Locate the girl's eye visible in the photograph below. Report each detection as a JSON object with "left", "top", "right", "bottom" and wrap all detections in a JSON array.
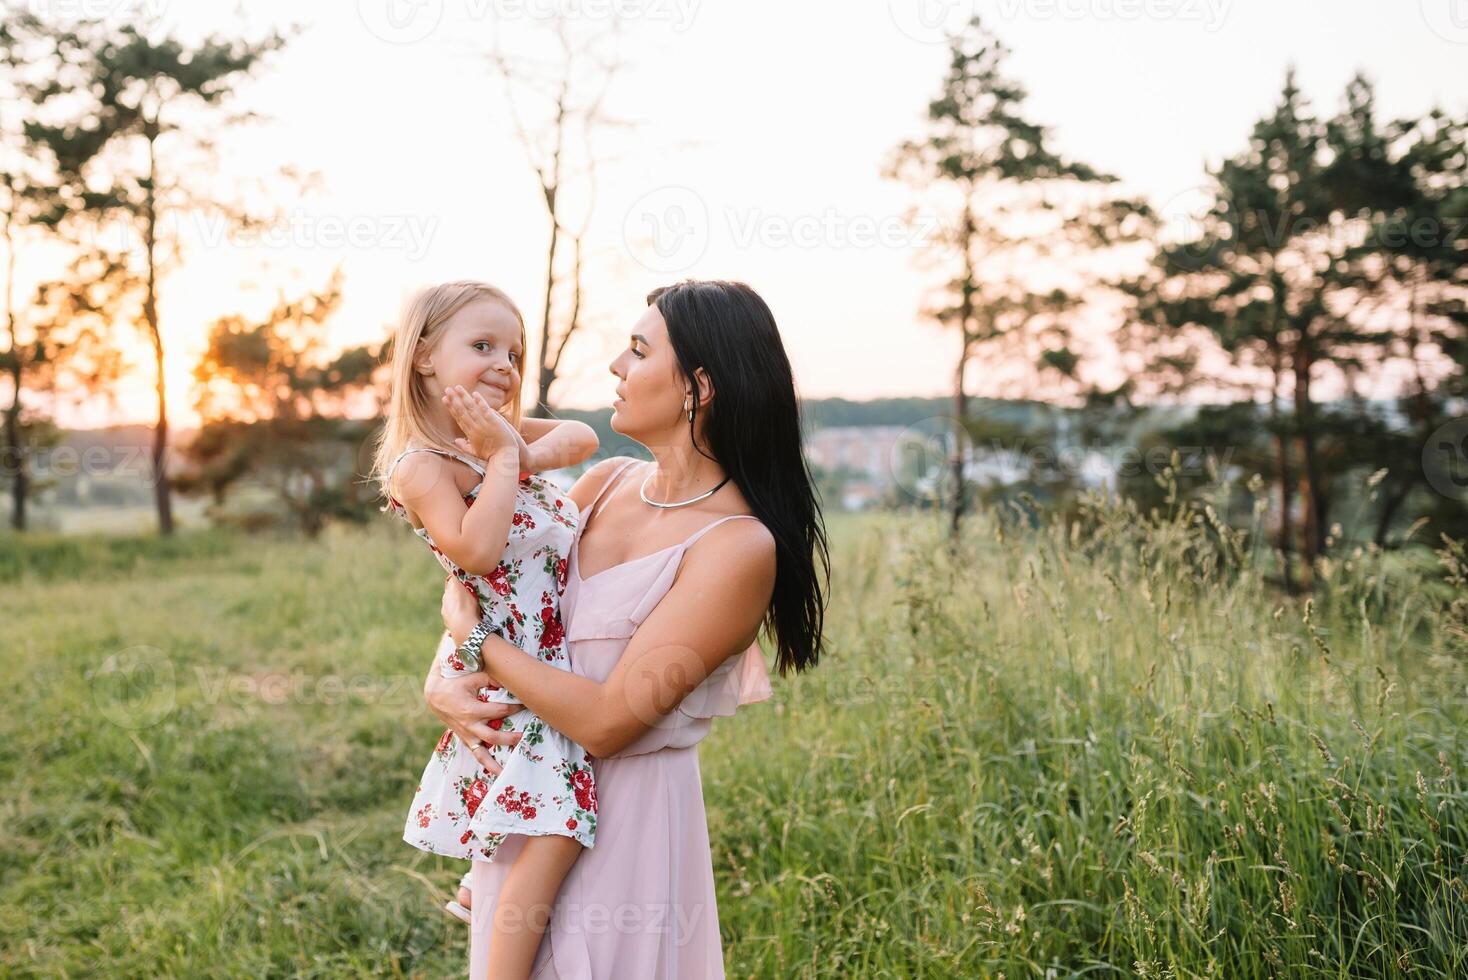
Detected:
[{"left": 473, "top": 341, "right": 491, "bottom": 353}]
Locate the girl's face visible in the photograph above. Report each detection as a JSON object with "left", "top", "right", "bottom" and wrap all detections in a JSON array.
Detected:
[
  {"left": 608, "top": 304, "right": 706, "bottom": 440},
  {"left": 416, "top": 298, "right": 522, "bottom": 411}
]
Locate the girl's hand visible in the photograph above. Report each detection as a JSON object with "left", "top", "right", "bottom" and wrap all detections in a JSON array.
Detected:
[
  {"left": 444, "top": 386, "right": 530, "bottom": 470},
  {"left": 440, "top": 575, "right": 507, "bottom": 686},
  {"left": 441, "top": 573, "right": 483, "bottom": 643},
  {"left": 458, "top": 434, "right": 533, "bottom": 477}
]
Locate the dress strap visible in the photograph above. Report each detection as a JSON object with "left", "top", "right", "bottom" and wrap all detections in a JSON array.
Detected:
[
  {"left": 682, "top": 514, "right": 762, "bottom": 550},
  {"left": 584, "top": 457, "right": 642, "bottom": 525},
  {"left": 387, "top": 444, "right": 487, "bottom": 484}
]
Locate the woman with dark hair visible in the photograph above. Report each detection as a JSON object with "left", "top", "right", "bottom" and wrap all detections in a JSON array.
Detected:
[{"left": 426, "top": 279, "right": 829, "bottom": 978}]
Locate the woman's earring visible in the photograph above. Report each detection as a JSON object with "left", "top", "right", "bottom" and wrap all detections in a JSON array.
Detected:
[{"left": 685, "top": 399, "right": 693, "bottom": 422}]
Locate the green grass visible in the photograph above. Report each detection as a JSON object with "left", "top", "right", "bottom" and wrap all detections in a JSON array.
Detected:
[{"left": 1, "top": 489, "right": 1465, "bottom": 977}]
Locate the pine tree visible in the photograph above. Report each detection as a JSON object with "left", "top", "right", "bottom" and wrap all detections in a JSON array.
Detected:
[
  {"left": 887, "top": 15, "right": 1143, "bottom": 537},
  {"left": 18, "top": 16, "right": 290, "bottom": 534}
]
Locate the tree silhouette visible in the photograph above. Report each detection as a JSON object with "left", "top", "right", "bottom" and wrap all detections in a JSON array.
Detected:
[
  {"left": 887, "top": 15, "right": 1143, "bottom": 538},
  {"left": 18, "top": 16, "right": 290, "bottom": 535},
  {"left": 487, "top": 15, "right": 625, "bottom": 418},
  {"left": 180, "top": 270, "right": 385, "bottom": 536},
  {"left": 1333, "top": 100, "right": 1468, "bottom": 546},
  {"left": 1, "top": 12, "right": 126, "bottom": 530},
  {"left": 1124, "top": 70, "right": 1467, "bottom": 589}
]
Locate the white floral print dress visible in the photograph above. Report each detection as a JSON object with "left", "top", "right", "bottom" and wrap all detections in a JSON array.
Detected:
[{"left": 385, "top": 444, "right": 597, "bottom": 862}]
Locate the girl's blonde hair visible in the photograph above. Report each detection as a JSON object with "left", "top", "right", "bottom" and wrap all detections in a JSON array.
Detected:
[{"left": 372, "top": 280, "right": 527, "bottom": 498}]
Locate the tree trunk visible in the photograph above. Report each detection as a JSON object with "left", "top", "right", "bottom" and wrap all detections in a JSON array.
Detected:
[
  {"left": 1371, "top": 274, "right": 1436, "bottom": 552},
  {"left": 1314, "top": 477, "right": 1331, "bottom": 554},
  {"left": 145, "top": 128, "right": 174, "bottom": 535},
  {"left": 1292, "top": 339, "right": 1319, "bottom": 588},
  {"left": 3, "top": 199, "right": 25, "bottom": 532},
  {"left": 949, "top": 201, "right": 977, "bottom": 541},
  {"left": 3, "top": 357, "right": 22, "bottom": 533},
  {"left": 1374, "top": 483, "right": 1409, "bottom": 548},
  {"left": 149, "top": 321, "right": 172, "bottom": 534},
  {"left": 534, "top": 367, "right": 556, "bottom": 419},
  {"left": 950, "top": 341, "right": 969, "bottom": 540},
  {"left": 534, "top": 195, "right": 559, "bottom": 420},
  {"left": 1267, "top": 338, "right": 1295, "bottom": 594},
  {"left": 538, "top": 233, "right": 586, "bottom": 419},
  {"left": 532, "top": 90, "right": 564, "bottom": 423},
  {"left": 3, "top": 385, "right": 23, "bottom": 533}
]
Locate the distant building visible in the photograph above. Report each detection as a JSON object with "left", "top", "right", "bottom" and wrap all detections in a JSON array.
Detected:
[
  {"left": 840, "top": 480, "right": 884, "bottom": 511},
  {"left": 804, "top": 426, "right": 910, "bottom": 486},
  {"left": 804, "top": 422, "right": 1123, "bottom": 509}
]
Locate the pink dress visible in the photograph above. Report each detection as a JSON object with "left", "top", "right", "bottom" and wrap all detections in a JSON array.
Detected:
[{"left": 467, "top": 457, "right": 773, "bottom": 980}]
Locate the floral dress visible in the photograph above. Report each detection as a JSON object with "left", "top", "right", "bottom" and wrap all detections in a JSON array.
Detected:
[{"left": 384, "top": 444, "right": 597, "bottom": 863}]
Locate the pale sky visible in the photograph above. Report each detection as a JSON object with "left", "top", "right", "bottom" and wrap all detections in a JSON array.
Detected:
[{"left": 15, "top": 0, "right": 1467, "bottom": 427}]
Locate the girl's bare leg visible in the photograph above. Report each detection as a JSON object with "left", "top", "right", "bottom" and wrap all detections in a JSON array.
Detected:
[{"left": 471, "top": 836, "right": 582, "bottom": 980}]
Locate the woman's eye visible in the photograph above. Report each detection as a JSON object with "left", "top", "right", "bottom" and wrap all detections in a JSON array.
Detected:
[{"left": 631, "top": 346, "right": 645, "bottom": 359}]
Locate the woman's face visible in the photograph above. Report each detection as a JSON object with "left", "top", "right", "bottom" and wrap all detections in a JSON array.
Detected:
[
  {"left": 417, "top": 297, "right": 522, "bottom": 411},
  {"left": 608, "top": 304, "right": 698, "bottom": 440}
]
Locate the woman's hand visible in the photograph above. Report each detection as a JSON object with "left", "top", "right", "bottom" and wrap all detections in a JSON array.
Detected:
[
  {"left": 431, "top": 576, "right": 520, "bottom": 773},
  {"left": 423, "top": 654, "right": 523, "bottom": 775},
  {"left": 445, "top": 386, "right": 531, "bottom": 473}
]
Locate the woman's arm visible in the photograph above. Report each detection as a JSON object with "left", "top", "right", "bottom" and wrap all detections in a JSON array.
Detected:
[
  {"left": 516, "top": 417, "right": 599, "bottom": 472},
  {"left": 439, "top": 519, "right": 776, "bottom": 757}
]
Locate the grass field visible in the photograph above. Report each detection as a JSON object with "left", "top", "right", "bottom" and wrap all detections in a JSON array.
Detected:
[{"left": 1, "top": 487, "right": 1465, "bottom": 977}]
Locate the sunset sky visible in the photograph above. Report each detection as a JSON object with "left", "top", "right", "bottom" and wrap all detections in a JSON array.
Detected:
[{"left": 13, "top": 0, "right": 1467, "bottom": 429}]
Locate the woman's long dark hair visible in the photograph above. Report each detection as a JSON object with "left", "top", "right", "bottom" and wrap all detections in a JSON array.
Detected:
[{"left": 647, "top": 279, "right": 829, "bottom": 676}]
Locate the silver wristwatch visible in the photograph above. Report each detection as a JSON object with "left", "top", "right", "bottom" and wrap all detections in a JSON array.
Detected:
[{"left": 456, "top": 617, "right": 494, "bottom": 672}]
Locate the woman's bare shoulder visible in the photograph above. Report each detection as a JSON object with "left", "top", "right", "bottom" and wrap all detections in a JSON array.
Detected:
[
  {"left": 668, "top": 515, "right": 777, "bottom": 636},
  {"left": 687, "top": 513, "right": 777, "bottom": 580}
]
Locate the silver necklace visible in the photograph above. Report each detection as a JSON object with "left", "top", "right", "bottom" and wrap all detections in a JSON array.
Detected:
[{"left": 639, "top": 470, "right": 730, "bottom": 509}]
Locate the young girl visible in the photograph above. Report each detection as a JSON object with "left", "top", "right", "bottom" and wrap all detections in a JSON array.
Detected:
[{"left": 373, "top": 280, "right": 598, "bottom": 977}]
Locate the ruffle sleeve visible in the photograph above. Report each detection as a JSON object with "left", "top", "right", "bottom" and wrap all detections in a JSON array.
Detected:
[{"left": 676, "top": 641, "right": 773, "bottom": 720}]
